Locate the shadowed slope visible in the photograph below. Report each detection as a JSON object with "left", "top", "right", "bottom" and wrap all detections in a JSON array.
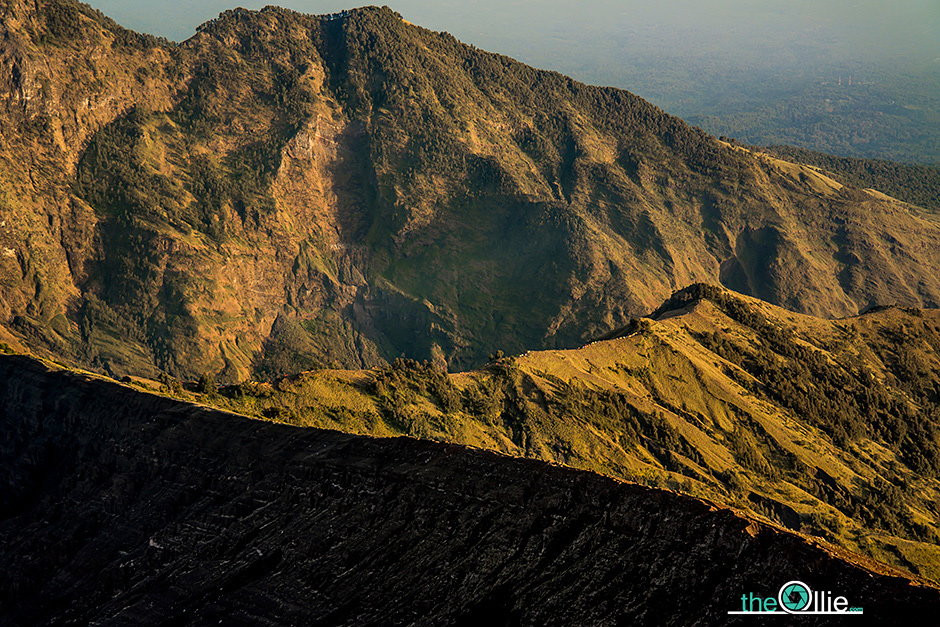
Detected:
[{"left": 1, "top": 354, "right": 938, "bottom": 625}]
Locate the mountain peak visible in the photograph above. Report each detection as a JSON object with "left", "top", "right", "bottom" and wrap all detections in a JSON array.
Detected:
[
  {"left": 194, "top": 4, "right": 402, "bottom": 35},
  {"left": 0, "top": 0, "right": 166, "bottom": 48},
  {"left": 651, "top": 283, "right": 738, "bottom": 317}
]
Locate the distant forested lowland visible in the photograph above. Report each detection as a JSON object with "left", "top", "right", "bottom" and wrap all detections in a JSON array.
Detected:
[{"left": 669, "top": 66, "right": 939, "bottom": 166}]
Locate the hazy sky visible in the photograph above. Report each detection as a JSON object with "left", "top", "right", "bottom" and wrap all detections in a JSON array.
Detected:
[
  {"left": 86, "top": 1, "right": 939, "bottom": 139},
  {"left": 89, "top": 1, "right": 940, "bottom": 66}
]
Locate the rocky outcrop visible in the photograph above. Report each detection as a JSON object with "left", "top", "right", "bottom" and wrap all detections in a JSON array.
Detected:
[{"left": 1, "top": 353, "right": 938, "bottom": 625}]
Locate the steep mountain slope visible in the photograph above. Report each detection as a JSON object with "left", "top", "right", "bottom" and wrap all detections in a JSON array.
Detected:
[
  {"left": 158, "top": 285, "right": 940, "bottom": 582},
  {"left": 1, "top": 1, "right": 940, "bottom": 382},
  {"left": 2, "top": 354, "right": 939, "bottom": 625},
  {"left": 756, "top": 145, "right": 940, "bottom": 212}
]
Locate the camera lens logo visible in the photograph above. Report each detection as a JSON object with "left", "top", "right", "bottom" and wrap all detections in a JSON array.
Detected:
[{"left": 779, "top": 581, "right": 812, "bottom": 613}]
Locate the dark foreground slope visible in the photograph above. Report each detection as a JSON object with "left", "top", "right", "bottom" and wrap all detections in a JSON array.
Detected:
[
  {"left": 1, "top": 355, "right": 938, "bottom": 625},
  {"left": 189, "top": 285, "right": 940, "bottom": 581}
]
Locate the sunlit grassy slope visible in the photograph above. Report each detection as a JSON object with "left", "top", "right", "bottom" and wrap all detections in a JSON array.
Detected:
[{"left": 103, "top": 284, "right": 936, "bottom": 583}]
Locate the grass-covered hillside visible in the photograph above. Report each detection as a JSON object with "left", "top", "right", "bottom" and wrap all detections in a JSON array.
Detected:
[
  {"left": 121, "top": 285, "right": 940, "bottom": 583},
  {"left": 5, "top": 352, "right": 939, "bottom": 623},
  {"left": 757, "top": 145, "right": 940, "bottom": 212}
]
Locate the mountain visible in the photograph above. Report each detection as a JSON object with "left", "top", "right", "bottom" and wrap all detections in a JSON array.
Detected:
[
  {"left": 132, "top": 285, "right": 939, "bottom": 582},
  {"left": 1, "top": 1, "right": 940, "bottom": 382},
  {"left": 2, "top": 353, "right": 939, "bottom": 624}
]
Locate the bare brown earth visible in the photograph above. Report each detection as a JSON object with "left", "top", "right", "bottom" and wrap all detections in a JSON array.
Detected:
[
  {"left": 2, "top": 353, "right": 939, "bottom": 625},
  {"left": 1, "top": 1, "right": 939, "bottom": 382}
]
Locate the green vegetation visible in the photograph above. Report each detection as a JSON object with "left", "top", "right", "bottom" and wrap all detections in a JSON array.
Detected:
[
  {"left": 682, "top": 67, "right": 940, "bottom": 165},
  {"left": 13, "top": 278, "right": 940, "bottom": 581},
  {"left": 676, "top": 284, "right": 940, "bottom": 476},
  {"left": 3, "top": 0, "right": 939, "bottom": 597},
  {"left": 196, "top": 371, "right": 217, "bottom": 395},
  {"left": 4, "top": 1, "right": 940, "bottom": 580},
  {"left": 38, "top": 0, "right": 167, "bottom": 48},
  {"left": 75, "top": 110, "right": 179, "bottom": 223}
]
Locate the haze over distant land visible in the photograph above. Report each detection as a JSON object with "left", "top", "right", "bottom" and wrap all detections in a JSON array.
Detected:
[
  {"left": 89, "top": 0, "right": 940, "bottom": 65},
  {"left": 89, "top": 0, "right": 940, "bottom": 163}
]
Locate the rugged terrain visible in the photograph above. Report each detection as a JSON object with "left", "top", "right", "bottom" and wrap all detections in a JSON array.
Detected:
[
  {"left": 151, "top": 285, "right": 940, "bottom": 582},
  {"left": 1, "top": 1, "right": 939, "bottom": 382},
  {"left": 2, "top": 2, "right": 938, "bottom": 623},
  {"left": 2, "top": 353, "right": 939, "bottom": 625}
]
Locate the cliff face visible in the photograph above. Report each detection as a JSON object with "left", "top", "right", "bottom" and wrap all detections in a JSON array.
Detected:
[
  {"left": 1, "top": 354, "right": 938, "bottom": 625},
  {"left": 0, "top": 0, "right": 177, "bottom": 317},
  {"left": 2, "top": 2, "right": 940, "bottom": 382}
]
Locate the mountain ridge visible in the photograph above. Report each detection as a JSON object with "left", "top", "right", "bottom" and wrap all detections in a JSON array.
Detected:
[
  {"left": 104, "top": 283, "right": 937, "bottom": 582},
  {"left": 755, "top": 144, "right": 940, "bottom": 212},
  {"left": 2, "top": 3, "right": 939, "bottom": 620},
  {"left": 1, "top": 1, "right": 939, "bottom": 383}
]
